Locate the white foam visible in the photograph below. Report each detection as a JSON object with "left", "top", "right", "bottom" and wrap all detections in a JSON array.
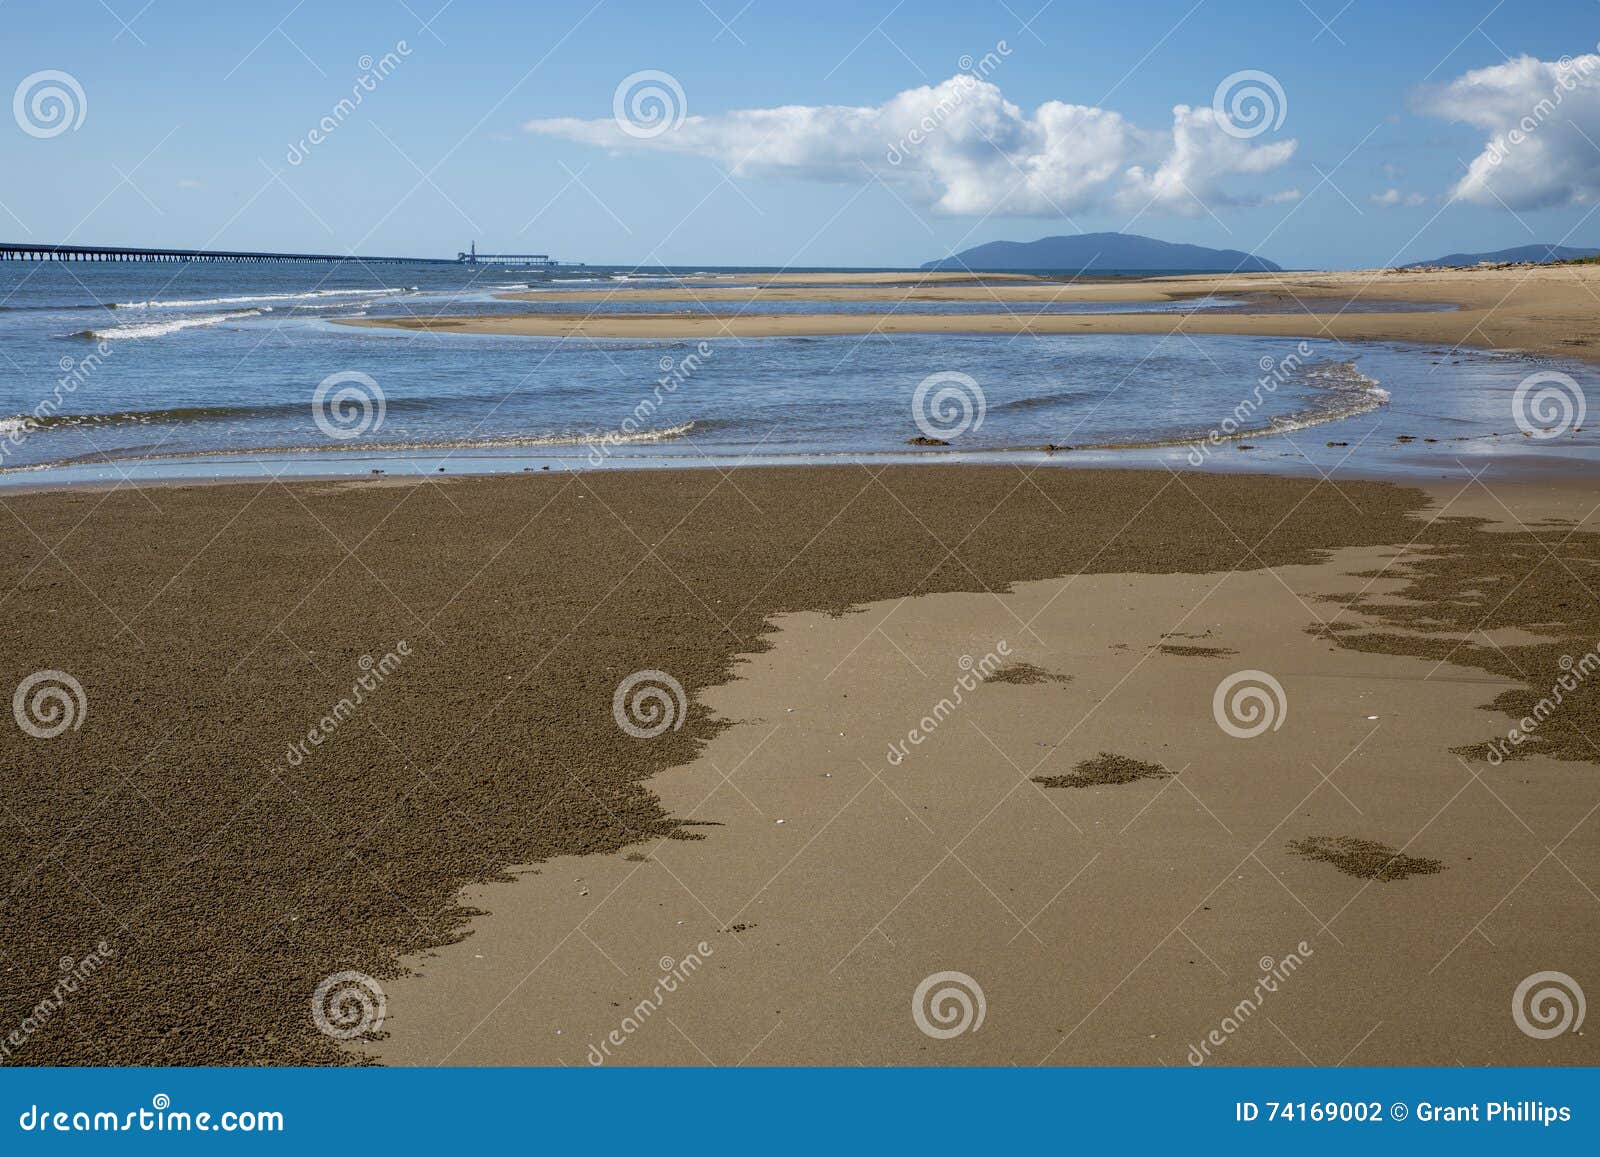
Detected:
[
  {"left": 86, "top": 309, "right": 265, "bottom": 340},
  {"left": 437, "top": 421, "right": 700, "bottom": 449},
  {"left": 113, "top": 288, "right": 406, "bottom": 310}
]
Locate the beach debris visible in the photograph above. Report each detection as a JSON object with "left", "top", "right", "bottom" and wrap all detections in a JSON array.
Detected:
[
  {"left": 906, "top": 435, "right": 949, "bottom": 446},
  {"left": 1033, "top": 751, "right": 1171, "bottom": 789},
  {"left": 1287, "top": 835, "right": 1443, "bottom": 881},
  {"left": 1156, "top": 643, "right": 1237, "bottom": 657},
  {"left": 984, "top": 662, "right": 1071, "bottom": 685}
]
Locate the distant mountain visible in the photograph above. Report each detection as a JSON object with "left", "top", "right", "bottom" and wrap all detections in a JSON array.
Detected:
[
  {"left": 920, "top": 232, "right": 1282, "bottom": 274},
  {"left": 1404, "top": 244, "right": 1600, "bottom": 267}
]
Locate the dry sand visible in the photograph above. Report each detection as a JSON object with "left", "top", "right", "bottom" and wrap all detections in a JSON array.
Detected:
[
  {"left": 350, "top": 264, "right": 1600, "bottom": 364},
  {"left": 6, "top": 466, "right": 1599, "bottom": 1066}
]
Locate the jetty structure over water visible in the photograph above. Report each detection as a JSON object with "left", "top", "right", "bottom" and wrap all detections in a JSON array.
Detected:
[{"left": 0, "top": 240, "right": 578, "bottom": 266}]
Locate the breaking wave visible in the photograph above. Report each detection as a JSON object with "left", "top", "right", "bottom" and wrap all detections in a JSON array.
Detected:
[
  {"left": 111, "top": 288, "right": 410, "bottom": 310},
  {"left": 73, "top": 310, "right": 266, "bottom": 340}
]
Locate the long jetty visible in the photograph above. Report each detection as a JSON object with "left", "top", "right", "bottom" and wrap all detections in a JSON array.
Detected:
[{"left": 0, "top": 242, "right": 456, "bottom": 264}]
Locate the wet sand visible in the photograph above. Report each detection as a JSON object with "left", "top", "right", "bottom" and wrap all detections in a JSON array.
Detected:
[
  {"left": 677, "top": 271, "right": 1047, "bottom": 286},
  {"left": 368, "top": 527, "right": 1600, "bottom": 1066},
  {"left": 4, "top": 466, "right": 1598, "bottom": 1065},
  {"left": 349, "top": 264, "right": 1600, "bottom": 364}
]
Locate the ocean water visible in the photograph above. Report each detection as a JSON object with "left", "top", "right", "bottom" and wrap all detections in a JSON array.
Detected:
[{"left": 0, "top": 261, "right": 1591, "bottom": 486}]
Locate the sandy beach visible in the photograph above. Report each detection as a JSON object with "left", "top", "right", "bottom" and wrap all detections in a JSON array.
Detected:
[
  {"left": 349, "top": 265, "right": 1600, "bottom": 364},
  {"left": 3, "top": 456, "right": 1599, "bottom": 1066}
]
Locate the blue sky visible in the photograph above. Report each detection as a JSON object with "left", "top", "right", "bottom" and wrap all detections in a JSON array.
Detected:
[{"left": 3, "top": 0, "right": 1599, "bottom": 268}]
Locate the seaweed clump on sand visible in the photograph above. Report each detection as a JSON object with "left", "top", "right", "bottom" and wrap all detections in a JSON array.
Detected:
[
  {"left": 1287, "top": 835, "right": 1444, "bottom": 882},
  {"left": 985, "top": 662, "right": 1072, "bottom": 685},
  {"left": 1156, "top": 644, "right": 1238, "bottom": 657},
  {"left": 1034, "top": 752, "right": 1171, "bottom": 788}
]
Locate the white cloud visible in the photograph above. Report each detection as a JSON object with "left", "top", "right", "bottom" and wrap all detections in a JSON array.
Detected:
[
  {"left": 524, "top": 74, "right": 1298, "bottom": 217},
  {"left": 1371, "top": 187, "right": 1426, "bottom": 207},
  {"left": 1419, "top": 53, "right": 1600, "bottom": 209}
]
